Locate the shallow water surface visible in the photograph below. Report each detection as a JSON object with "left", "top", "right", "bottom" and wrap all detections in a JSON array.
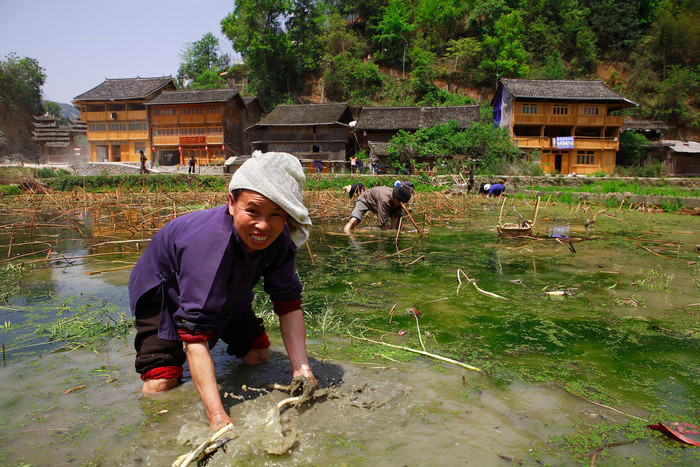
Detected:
[{"left": 0, "top": 192, "right": 698, "bottom": 465}]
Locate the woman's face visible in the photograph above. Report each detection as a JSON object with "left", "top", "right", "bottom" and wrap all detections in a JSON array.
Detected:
[{"left": 228, "top": 190, "right": 289, "bottom": 254}]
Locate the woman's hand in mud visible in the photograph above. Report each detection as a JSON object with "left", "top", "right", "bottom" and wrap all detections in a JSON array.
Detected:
[{"left": 290, "top": 371, "right": 318, "bottom": 405}]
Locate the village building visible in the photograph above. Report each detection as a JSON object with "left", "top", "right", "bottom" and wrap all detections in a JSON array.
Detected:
[
  {"left": 354, "top": 105, "right": 481, "bottom": 172},
  {"left": 492, "top": 78, "right": 637, "bottom": 175},
  {"left": 32, "top": 114, "right": 87, "bottom": 164},
  {"left": 144, "top": 88, "right": 250, "bottom": 166},
  {"left": 245, "top": 103, "right": 354, "bottom": 172},
  {"left": 646, "top": 140, "right": 700, "bottom": 176},
  {"left": 72, "top": 77, "right": 176, "bottom": 163}
]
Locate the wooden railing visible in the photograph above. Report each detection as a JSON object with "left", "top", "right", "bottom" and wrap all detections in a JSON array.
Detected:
[
  {"left": 82, "top": 110, "right": 147, "bottom": 122},
  {"left": 515, "top": 136, "right": 619, "bottom": 150}
]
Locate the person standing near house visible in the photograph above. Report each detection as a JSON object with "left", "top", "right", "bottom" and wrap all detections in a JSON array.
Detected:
[
  {"left": 371, "top": 155, "right": 378, "bottom": 175},
  {"left": 129, "top": 151, "right": 317, "bottom": 431},
  {"left": 343, "top": 185, "right": 412, "bottom": 233},
  {"left": 140, "top": 150, "right": 148, "bottom": 174},
  {"left": 188, "top": 154, "right": 197, "bottom": 174},
  {"left": 350, "top": 155, "right": 357, "bottom": 174}
]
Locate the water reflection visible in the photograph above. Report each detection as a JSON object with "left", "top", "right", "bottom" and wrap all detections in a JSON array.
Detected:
[{"left": 0, "top": 193, "right": 698, "bottom": 465}]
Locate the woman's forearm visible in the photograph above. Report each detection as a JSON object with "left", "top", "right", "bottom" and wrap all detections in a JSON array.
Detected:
[
  {"left": 184, "top": 341, "right": 231, "bottom": 429},
  {"left": 279, "top": 309, "right": 313, "bottom": 378}
]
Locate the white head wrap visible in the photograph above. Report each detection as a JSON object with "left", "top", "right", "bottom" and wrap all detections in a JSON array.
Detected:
[
  {"left": 484, "top": 184, "right": 491, "bottom": 191},
  {"left": 229, "top": 151, "right": 311, "bottom": 247}
]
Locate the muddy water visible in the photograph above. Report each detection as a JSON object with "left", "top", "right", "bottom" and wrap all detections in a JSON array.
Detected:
[{"left": 0, "top": 193, "right": 698, "bottom": 465}]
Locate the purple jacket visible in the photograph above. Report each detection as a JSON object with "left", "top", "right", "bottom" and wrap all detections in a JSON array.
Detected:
[{"left": 128, "top": 205, "right": 302, "bottom": 346}]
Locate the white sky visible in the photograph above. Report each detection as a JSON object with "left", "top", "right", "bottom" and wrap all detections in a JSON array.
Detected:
[{"left": 0, "top": 0, "right": 238, "bottom": 104}]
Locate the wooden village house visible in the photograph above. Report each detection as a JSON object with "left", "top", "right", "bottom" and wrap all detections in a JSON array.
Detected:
[
  {"left": 245, "top": 103, "right": 354, "bottom": 172},
  {"left": 72, "top": 77, "right": 176, "bottom": 163},
  {"left": 354, "top": 105, "right": 481, "bottom": 172},
  {"left": 492, "top": 78, "right": 637, "bottom": 175},
  {"left": 73, "top": 77, "right": 263, "bottom": 166},
  {"left": 32, "top": 114, "right": 87, "bottom": 163},
  {"left": 144, "top": 88, "right": 250, "bottom": 166}
]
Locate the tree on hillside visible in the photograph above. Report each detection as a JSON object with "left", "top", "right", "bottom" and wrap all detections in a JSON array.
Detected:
[
  {"left": 0, "top": 53, "right": 45, "bottom": 115},
  {"left": 43, "top": 101, "right": 62, "bottom": 118},
  {"left": 287, "top": 0, "right": 325, "bottom": 75},
  {"left": 373, "top": 0, "right": 415, "bottom": 68},
  {"left": 222, "top": 0, "right": 321, "bottom": 107},
  {"left": 177, "top": 32, "right": 230, "bottom": 88},
  {"left": 479, "top": 11, "right": 530, "bottom": 83}
]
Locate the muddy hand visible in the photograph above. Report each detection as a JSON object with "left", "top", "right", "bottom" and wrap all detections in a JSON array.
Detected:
[{"left": 289, "top": 375, "right": 316, "bottom": 405}]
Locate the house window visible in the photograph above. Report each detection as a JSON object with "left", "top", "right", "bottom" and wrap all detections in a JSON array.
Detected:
[
  {"left": 312, "top": 145, "right": 320, "bottom": 153},
  {"left": 128, "top": 121, "right": 147, "bottom": 131},
  {"left": 134, "top": 142, "right": 145, "bottom": 153},
  {"left": 522, "top": 103, "right": 538, "bottom": 114},
  {"left": 553, "top": 105, "right": 568, "bottom": 115},
  {"left": 576, "top": 150, "right": 595, "bottom": 164},
  {"left": 583, "top": 106, "right": 599, "bottom": 115}
]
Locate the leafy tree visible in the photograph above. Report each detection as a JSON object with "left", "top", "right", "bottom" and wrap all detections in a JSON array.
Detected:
[
  {"left": 287, "top": 0, "right": 325, "bottom": 75},
  {"left": 414, "top": 0, "right": 467, "bottom": 49},
  {"left": 387, "top": 119, "right": 519, "bottom": 173},
  {"left": 322, "top": 53, "right": 384, "bottom": 104},
  {"left": 580, "top": 0, "right": 644, "bottom": 58},
  {"left": 650, "top": 0, "right": 700, "bottom": 68},
  {"left": 409, "top": 45, "right": 437, "bottom": 98},
  {"left": 177, "top": 32, "right": 230, "bottom": 88},
  {"left": 43, "top": 101, "right": 62, "bottom": 118},
  {"left": 654, "top": 65, "right": 700, "bottom": 129},
  {"left": 463, "top": 0, "right": 512, "bottom": 39},
  {"left": 442, "top": 37, "right": 482, "bottom": 84},
  {"left": 373, "top": 0, "right": 415, "bottom": 67},
  {"left": 617, "top": 131, "right": 650, "bottom": 166},
  {"left": 479, "top": 11, "right": 530, "bottom": 82},
  {"left": 222, "top": 0, "right": 329, "bottom": 108},
  {"left": 0, "top": 53, "right": 46, "bottom": 115}
]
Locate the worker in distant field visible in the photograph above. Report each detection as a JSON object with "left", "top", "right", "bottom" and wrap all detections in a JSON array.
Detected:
[
  {"left": 343, "top": 185, "right": 412, "bottom": 233},
  {"left": 129, "top": 151, "right": 317, "bottom": 431},
  {"left": 343, "top": 182, "right": 366, "bottom": 199},
  {"left": 486, "top": 182, "right": 505, "bottom": 197}
]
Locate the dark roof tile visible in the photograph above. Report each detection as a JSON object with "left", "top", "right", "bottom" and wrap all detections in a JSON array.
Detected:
[
  {"left": 500, "top": 78, "right": 636, "bottom": 105},
  {"left": 145, "top": 88, "right": 240, "bottom": 105},
  {"left": 254, "top": 103, "right": 352, "bottom": 126},
  {"left": 73, "top": 77, "right": 174, "bottom": 102}
]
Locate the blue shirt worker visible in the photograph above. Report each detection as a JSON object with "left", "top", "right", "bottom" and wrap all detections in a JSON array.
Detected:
[
  {"left": 129, "top": 151, "right": 317, "bottom": 431},
  {"left": 485, "top": 183, "right": 505, "bottom": 197}
]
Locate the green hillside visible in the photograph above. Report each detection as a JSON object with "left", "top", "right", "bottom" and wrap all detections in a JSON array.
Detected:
[{"left": 216, "top": 0, "right": 698, "bottom": 137}]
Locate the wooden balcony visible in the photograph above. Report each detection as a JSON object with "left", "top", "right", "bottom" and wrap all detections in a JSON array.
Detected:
[
  {"left": 82, "top": 110, "right": 146, "bottom": 122},
  {"left": 151, "top": 115, "right": 178, "bottom": 125},
  {"left": 515, "top": 136, "right": 619, "bottom": 150},
  {"left": 153, "top": 136, "right": 179, "bottom": 146},
  {"left": 86, "top": 131, "right": 148, "bottom": 141}
]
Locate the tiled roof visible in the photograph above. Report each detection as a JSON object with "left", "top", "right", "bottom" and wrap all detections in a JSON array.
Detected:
[
  {"left": 73, "top": 76, "right": 174, "bottom": 102},
  {"left": 500, "top": 78, "right": 636, "bottom": 105},
  {"left": 368, "top": 142, "right": 391, "bottom": 156},
  {"left": 355, "top": 105, "right": 480, "bottom": 131},
  {"left": 623, "top": 119, "right": 672, "bottom": 131},
  {"left": 145, "top": 88, "right": 240, "bottom": 105},
  {"left": 254, "top": 103, "right": 352, "bottom": 126}
]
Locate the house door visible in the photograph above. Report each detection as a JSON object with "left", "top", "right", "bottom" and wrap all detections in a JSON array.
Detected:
[
  {"left": 555, "top": 153, "right": 562, "bottom": 173},
  {"left": 97, "top": 145, "right": 108, "bottom": 162},
  {"left": 111, "top": 145, "right": 121, "bottom": 162}
]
